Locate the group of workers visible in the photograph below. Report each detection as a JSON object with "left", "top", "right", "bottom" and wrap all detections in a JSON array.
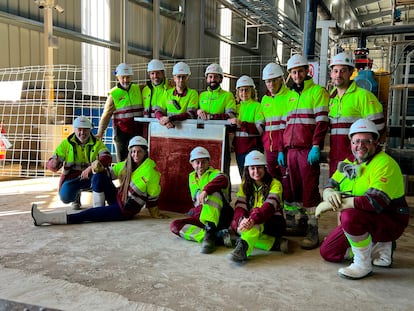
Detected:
[{"left": 30, "top": 53, "right": 409, "bottom": 280}]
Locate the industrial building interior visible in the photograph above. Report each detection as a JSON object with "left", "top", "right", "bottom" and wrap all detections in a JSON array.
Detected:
[{"left": 0, "top": 0, "right": 413, "bottom": 310}]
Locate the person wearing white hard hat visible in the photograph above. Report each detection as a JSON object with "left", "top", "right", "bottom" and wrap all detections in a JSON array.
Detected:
[
  {"left": 170, "top": 146, "right": 233, "bottom": 254},
  {"left": 32, "top": 136, "right": 167, "bottom": 226},
  {"left": 228, "top": 75, "right": 264, "bottom": 177},
  {"left": 328, "top": 52, "right": 385, "bottom": 177},
  {"left": 260, "top": 63, "right": 299, "bottom": 234},
  {"left": 315, "top": 119, "right": 409, "bottom": 280},
  {"left": 260, "top": 63, "right": 288, "bottom": 181},
  {"left": 153, "top": 61, "right": 198, "bottom": 129},
  {"left": 142, "top": 59, "right": 171, "bottom": 119},
  {"left": 198, "top": 63, "right": 237, "bottom": 178},
  {"left": 97, "top": 63, "right": 144, "bottom": 162},
  {"left": 197, "top": 63, "right": 236, "bottom": 121},
  {"left": 46, "top": 116, "right": 112, "bottom": 210},
  {"left": 279, "top": 54, "right": 330, "bottom": 250},
  {"left": 228, "top": 150, "right": 288, "bottom": 262}
]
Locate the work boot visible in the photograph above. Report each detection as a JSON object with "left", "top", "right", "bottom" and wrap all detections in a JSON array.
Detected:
[
  {"left": 284, "top": 210, "right": 297, "bottom": 228},
  {"left": 200, "top": 222, "right": 217, "bottom": 254},
  {"left": 300, "top": 223, "right": 319, "bottom": 250},
  {"left": 71, "top": 192, "right": 82, "bottom": 210},
  {"left": 372, "top": 241, "right": 396, "bottom": 268},
  {"left": 338, "top": 235, "right": 373, "bottom": 280},
  {"left": 285, "top": 213, "right": 308, "bottom": 236},
  {"left": 228, "top": 238, "right": 248, "bottom": 262},
  {"left": 31, "top": 203, "right": 67, "bottom": 226},
  {"left": 271, "top": 237, "right": 290, "bottom": 254},
  {"left": 148, "top": 206, "right": 169, "bottom": 219},
  {"left": 216, "top": 228, "right": 235, "bottom": 248}
]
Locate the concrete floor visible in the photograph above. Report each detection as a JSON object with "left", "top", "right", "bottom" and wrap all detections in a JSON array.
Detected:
[{"left": 0, "top": 176, "right": 413, "bottom": 311}]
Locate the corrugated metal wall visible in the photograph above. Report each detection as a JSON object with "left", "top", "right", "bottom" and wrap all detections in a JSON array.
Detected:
[{"left": 0, "top": 0, "right": 187, "bottom": 68}]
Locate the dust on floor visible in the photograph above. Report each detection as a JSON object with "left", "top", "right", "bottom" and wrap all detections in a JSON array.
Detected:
[{"left": 0, "top": 178, "right": 413, "bottom": 311}]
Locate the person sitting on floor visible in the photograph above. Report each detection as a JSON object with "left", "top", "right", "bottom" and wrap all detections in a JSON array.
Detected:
[
  {"left": 228, "top": 150, "right": 288, "bottom": 263},
  {"left": 32, "top": 136, "right": 167, "bottom": 225}
]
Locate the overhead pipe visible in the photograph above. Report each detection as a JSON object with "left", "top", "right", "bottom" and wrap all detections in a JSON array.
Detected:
[
  {"left": 153, "top": 0, "right": 160, "bottom": 59},
  {"left": 303, "top": 0, "right": 318, "bottom": 60},
  {"left": 120, "top": 0, "right": 128, "bottom": 62},
  {"left": 341, "top": 24, "right": 414, "bottom": 38}
]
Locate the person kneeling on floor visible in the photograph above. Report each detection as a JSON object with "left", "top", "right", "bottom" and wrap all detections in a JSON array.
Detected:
[
  {"left": 32, "top": 136, "right": 167, "bottom": 225},
  {"left": 316, "top": 119, "right": 409, "bottom": 280},
  {"left": 228, "top": 150, "right": 288, "bottom": 263},
  {"left": 169, "top": 146, "right": 233, "bottom": 254}
]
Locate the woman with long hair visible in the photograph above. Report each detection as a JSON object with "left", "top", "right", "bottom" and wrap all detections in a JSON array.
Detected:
[
  {"left": 31, "top": 136, "right": 166, "bottom": 225},
  {"left": 228, "top": 150, "right": 288, "bottom": 262}
]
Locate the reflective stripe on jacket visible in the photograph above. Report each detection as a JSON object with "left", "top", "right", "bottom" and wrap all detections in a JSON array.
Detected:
[
  {"left": 199, "top": 86, "right": 236, "bottom": 119},
  {"left": 235, "top": 178, "right": 283, "bottom": 225},
  {"left": 283, "top": 78, "right": 329, "bottom": 149},
  {"left": 329, "top": 151, "right": 408, "bottom": 223},
  {"left": 261, "top": 84, "right": 294, "bottom": 152},
  {"left": 233, "top": 98, "right": 264, "bottom": 154},
  {"left": 112, "top": 158, "right": 161, "bottom": 216},
  {"left": 328, "top": 81, "right": 385, "bottom": 171},
  {"left": 155, "top": 87, "right": 199, "bottom": 120},
  {"left": 189, "top": 167, "right": 229, "bottom": 225},
  {"left": 142, "top": 80, "right": 170, "bottom": 118},
  {"left": 110, "top": 84, "right": 143, "bottom": 134}
]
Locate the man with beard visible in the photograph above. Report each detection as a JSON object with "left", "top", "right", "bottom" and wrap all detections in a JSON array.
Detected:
[
  {"left": 328, "top": 52, "right": 385, "bottom": 177},
  {"left": 198, "top": 63, "right": 237, "bottom": 176},
  {"left": 153, "top": 61, "right": 198, "bottom": 128},
  {"left": 317, "top": 119, "right": 409, "bottom": 280},
  {"left": 142, "top": 59, "right": 171, "bottom": 119},
  {"left": 197, "top": 63, "right": 236, "bottom": 121},
  {"left": 47, "top": 116, "right": 112, "bottom": 210},
  {"left": 279, "top": 54, "right": 329, "bottom": 250},
  {"left": 97, "top": 63, "right": 144, "bottom": 162}
]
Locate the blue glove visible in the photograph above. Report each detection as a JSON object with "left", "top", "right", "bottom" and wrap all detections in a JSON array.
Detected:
[
  {"left": 277, "top": 152, "right": 285, "bottom": 167},
  {"left": 308, "top": 146, "right": 320, "bottom": 165}
]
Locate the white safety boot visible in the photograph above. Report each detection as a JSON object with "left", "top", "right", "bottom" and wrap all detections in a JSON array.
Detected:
[
  {"left": 372, "top": 241, "right": 394, "bottom": 268},
  {"left": 92, "top": 191, "right": 105, "bottom": 207},
  {"left": 338, "top": 234, "right": 373, "bottom": 280},
  {"left": 31, "top": 203, "right": 67, "bottom": 226}
]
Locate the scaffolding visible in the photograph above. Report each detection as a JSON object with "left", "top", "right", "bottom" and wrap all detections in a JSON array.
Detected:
[
  {"left": 386, "top": 37, "right": 414, "bottom": 177},
  {"left": 0, "top": 56, "right": 275, "bottom": 178}
]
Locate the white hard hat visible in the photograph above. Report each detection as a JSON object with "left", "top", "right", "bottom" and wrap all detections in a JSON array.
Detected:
[
  {"left": 73, "top": 116, "right": 93, "bottom": 129},
  {"left": 348, "top": 119, "right": 379, "bottom": 139},
  {"left": 173, "top": 62, "right": 191, "bottom": 75},
  {"left": 115, "top": 63, "right": 133, "bottom": 76},
  {"left": 205, "top": 63, "right": 223, "bottom": 76},
  {"left": 330, "top": 52, "right": 355, "bottom": 68},
  {"left": 147, "top": 59, "right": 165, "bottom": 72},
  {"left": 287, "top": 54, "right": 309, "bottom": 71},
  {"left": 262, "top": 63, "right": 284, "bottom": 80},
  {"left": 244, "top": 150, "right": 267, "bottom": 166},
  {"left": 236, "top": 75, "right": 255, "bottom": 89},
  {"left": 128, "top": 136, "right": 148, "bottom": 149},
  {"left": 189, "top": 146, "right": 210, "bottom": 162}
]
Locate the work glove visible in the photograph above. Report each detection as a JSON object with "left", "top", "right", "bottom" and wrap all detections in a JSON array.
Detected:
[
  {"left": 322, "top": 188, "right": 342, "bottom": 210},
  {"left": 277, "top": 152, "right": 285, "bottom": 167},
  {"left": 315, "top": 201, "right": 334, "bottom": 218},
  {"left": 148, "top": 206, "right": 169, "bottom": 219},
  {"left": 307, "top": 145, "right": 320, "bottom": 165},
  {"left": 340, "top": 197, "right": 354, "bottom": 210},
  {"left": 91, "top": 159, "right": 104, "bottom": 174}
]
